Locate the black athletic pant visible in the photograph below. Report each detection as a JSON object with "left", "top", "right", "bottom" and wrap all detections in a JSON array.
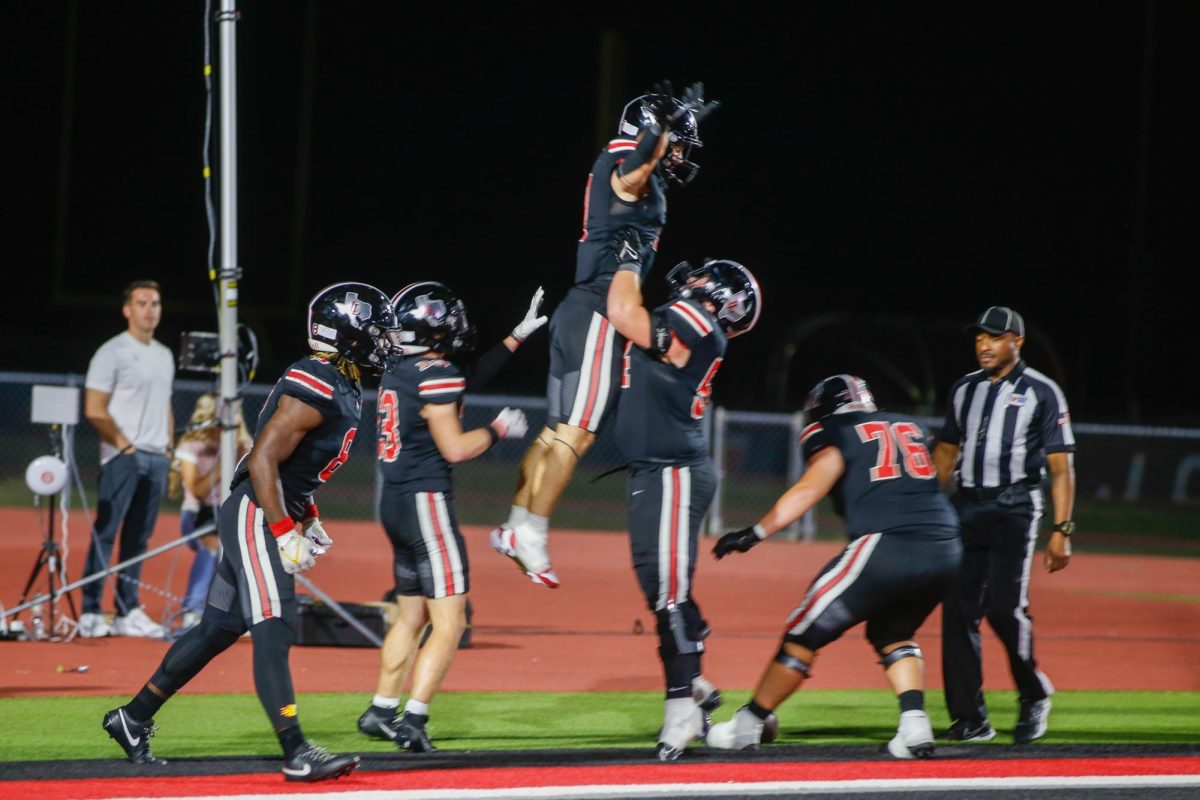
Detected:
[{"left": 942, "top": 484, "right": 1053, "bottom": 726}]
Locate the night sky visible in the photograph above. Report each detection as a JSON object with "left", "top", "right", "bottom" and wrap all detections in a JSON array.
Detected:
[{"left": 9, "top": 3, "right": 1196, "bottom": 423}]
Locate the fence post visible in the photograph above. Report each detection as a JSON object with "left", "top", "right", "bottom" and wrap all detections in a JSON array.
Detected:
[
  {"left": 708, "top": 405, "right": 726, "bottom": 536},
  {"left": 784, "top": 411, "right": 816, "bottom": 541}
]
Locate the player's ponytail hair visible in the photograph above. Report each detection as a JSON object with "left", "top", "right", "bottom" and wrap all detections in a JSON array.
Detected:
[{"left": 310, "top": 351, "right": 361, "bottom": 383}]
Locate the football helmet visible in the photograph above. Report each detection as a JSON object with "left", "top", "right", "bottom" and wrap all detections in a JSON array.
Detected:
[
  {"left": 618, "top": 94, "right": 703, "bottom": 186},
  {"left": 390, "top": 281, "right": 476, "bottom": 357},
  {"left": 666, "top": 260, "right": 762, "bottom": 338},
  {"left": 803, "top": 375, "right": 879, "bottom": 423},
  {"left": 307, "top": 282, "right": 400, "bottom": 374}
]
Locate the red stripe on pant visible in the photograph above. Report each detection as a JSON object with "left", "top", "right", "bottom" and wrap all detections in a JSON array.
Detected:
[
  {"left": 788, "top": 535, "right": 874, "bottom": 632},
  {"left": 426, "top": 493, "right": 457, "bottom": 594},
  {"left": 668, "top": 468, "right": 681, "bottom": 604},
  {"left": 578, "top": 317, "right": 610, "bottom": 430},
  {"left": 244, "top": 498, "right": 274, "bottom": 620}
]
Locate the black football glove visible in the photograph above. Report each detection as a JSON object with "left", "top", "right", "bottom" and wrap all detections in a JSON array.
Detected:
[
  {"left": 712, "top": 526, "right": 761, "bottom": 560},
  {"left": 614, "top": 226, "right": 644, "bottom": 272},
  {"left": 676, "top": 81, "right": 721, "bottom": 125}
]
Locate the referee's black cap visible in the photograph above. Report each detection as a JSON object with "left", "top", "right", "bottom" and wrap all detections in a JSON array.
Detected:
[{"left": 966, "top": 306, "right": 1025, "bottom": 337}]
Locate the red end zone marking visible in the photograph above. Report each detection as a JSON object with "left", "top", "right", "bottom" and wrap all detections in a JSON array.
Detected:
[{"left": 6, "top": 757, "right": 1199, "bottom": 800}]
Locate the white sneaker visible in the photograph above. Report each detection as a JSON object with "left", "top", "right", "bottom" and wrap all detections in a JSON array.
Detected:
[
  {"left": 112, "top": 608, "right": 165, "bottom": 639},
  {"left": 489, "top": 525, "right": 559, "bottom": 588},
  {"left": 706, "top": 705, "right": 765, "bottom": 750},
  {"left": 77, "top": 612, "right": 112, "bottom": 638},
  {"left": 657, "top": 697, "right": 704, "bottom": 761},
  {"left": 887, "top": 710, "right": 935, "bottom": 759}
]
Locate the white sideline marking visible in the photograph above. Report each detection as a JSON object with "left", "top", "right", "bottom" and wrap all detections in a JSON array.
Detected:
[{"left": 103, "top": 773, "right": 1200, "bottom": 800}]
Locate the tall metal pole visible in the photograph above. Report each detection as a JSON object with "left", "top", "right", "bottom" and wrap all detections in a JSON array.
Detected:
[{"left": 217, "top": 0, "right": 241, "bottom": 501}]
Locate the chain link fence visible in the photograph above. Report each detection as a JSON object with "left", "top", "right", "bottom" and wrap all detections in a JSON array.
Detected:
[{"left": 2, "top": 371, "right": 1198, "bottom": 547}]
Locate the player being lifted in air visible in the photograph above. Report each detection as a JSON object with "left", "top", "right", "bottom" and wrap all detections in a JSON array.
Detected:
[{"left": 490, "top": 81, "right": 720, "bottom": 589}]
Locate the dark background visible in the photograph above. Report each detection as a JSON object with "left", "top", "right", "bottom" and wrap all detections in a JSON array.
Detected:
[{"left": 7, "top": 3, "right": 1195, "bottom": 423}]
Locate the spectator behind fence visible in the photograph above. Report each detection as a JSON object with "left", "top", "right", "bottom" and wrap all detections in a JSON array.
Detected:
[
  {"left": 168, "top": 391, "right": 253, "bottom": 631},
  {"left": 79, "top": 280, "right": 175, "bottom": 639}
]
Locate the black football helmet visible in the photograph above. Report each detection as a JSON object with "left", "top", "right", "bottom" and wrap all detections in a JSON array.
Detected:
[
  {"left": 306, "top": 282, "right": 400, "bottom": 374},
  {"left": 666, "top": 259, "right": 762, "bottom": 338},
  {"left": 803, "top": 375, "right": 879, "bottom": 424},
  {"left": 618, "top": 94, "right": 703, "bottom": 186},
  {"left": 390, "top": 281, "right": 476, "bottom": 357}
]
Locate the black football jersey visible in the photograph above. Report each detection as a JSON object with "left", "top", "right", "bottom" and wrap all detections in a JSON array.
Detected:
[
  {"left": 232, "top": 356, "right": 363, "bottom": 520},
  {"left": 569, "top": 139, "right": 667, "bottom": 311},
  {"left": 616, "top": 298, "right": 726, "bottom": 465},
  {"left": 377, "top": 354, "right": 465, "bottom": 492},
  {"left": 801, "top": 410, "right": 958, "bottom": 540}
]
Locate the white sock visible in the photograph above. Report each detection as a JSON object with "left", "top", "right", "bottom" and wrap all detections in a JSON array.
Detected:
[
  {"left": 507, "top": 505, "right": 528, "bottom": 529},
  {"left": 372, "top": 694, "right": 400, "bottom": 709},
  {"left": 526, "top": 513, "right": 549, "bottom": 536},
  {"left": 405, "top": 699, "right": 430, "bottom": 717}
]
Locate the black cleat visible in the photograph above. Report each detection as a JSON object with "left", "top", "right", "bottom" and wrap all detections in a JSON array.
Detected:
[
  {"left": 945, "top": 719, "right": 997, "bottom": 742},
  {"left": 102, "top": 707, "right": 167, "bottom": 765},
  {"left": 282, "top": 741, "right": 359, "bottom": 782},
  {"left": 394, "top": 711, "right": 437, "bottom": 753},
  {"left": 357, "top": 706, "right": 400, "bottom": 741},
  {"left": 1013, "top": 698, "right": 1052, "bottom": 744}
]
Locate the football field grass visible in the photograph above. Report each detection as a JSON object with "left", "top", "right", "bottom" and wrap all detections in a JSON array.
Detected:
[{"left": 3, "top": 689, "right": 1198, "bottom": 762}]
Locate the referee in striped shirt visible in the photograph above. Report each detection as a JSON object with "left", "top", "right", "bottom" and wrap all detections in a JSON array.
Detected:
[{"left": 932, "top": 306, "right": 1076, "bottom": 745}]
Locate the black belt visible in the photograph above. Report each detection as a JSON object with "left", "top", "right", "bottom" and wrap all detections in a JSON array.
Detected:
[{"left": 957, "top": 484, "right": 1028, "bottom": 501}]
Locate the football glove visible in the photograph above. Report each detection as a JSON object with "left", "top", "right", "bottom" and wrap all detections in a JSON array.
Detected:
[
  {"left": 302, "top": 517, "right": 332, "bottom": 553},
  {"left": 491, "top": 407, "right": 529, "bottom": 440},
  {"left": 277, "top": 531, "right": 319, "bottom": 575},
  {"left": 712, "top": 526, "right": 764, "bottom": 560},
  {"left": 511, "top": 287, "right": 548, "bottom": 343}
]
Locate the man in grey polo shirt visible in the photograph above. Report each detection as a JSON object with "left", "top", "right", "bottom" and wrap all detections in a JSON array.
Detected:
[{"left": 79, "top": 280, "right": 175, "bottom": 638}]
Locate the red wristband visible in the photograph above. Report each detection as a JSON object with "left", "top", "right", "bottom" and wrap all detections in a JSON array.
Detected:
[
  {"left": 305, "top": 501, "right": 319, "bottom": 520},
  {"left": 269, "top": 517, "right": 296, "bottom": 538}
]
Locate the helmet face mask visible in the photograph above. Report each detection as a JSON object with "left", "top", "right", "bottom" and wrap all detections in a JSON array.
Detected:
[
  {"left": 306, "top": 282, "right": 399, "bottom": 375},
  {"left": 618, "top": 93, "right": 703, "bottom": 186},
  {"left": 390, "top": 282, "right": 476, "bottom": 357},
  {"left": 802, "top": 375, "right": 878, "bottom": 427},
  {"left": 666, "top": 259, "right": 761, "bottom": 338}
]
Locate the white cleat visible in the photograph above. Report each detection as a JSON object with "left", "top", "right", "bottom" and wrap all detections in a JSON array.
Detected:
[
  {"left": 490, "top": 524, "right": 558, "bottom": 589},
  {"left": 887, "top": 710, "right": 935, "bottom": 759},
  {"left": 692, "top": 675, "right": 722, "bottom": 712},
  {"left": 657, "top": 697, "right": 704, "bottom": 761},
  {"left": 705, "top": 705, "right": 765, "bottom": 751}
]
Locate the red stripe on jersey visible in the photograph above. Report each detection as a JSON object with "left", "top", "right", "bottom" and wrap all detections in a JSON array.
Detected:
[
  {"left": 668, "top": 468, "right": 681, "bottom": 604},
  {"left": 418, "top": 379, "right": 465, "bottom": 395},
  {"left": 608, "top": 139, "right": 638, "bottom": 152},
  {"left": 285, "top": 369, "right": 333, "bottom": 399},
  {"left": 800, "top": 422, "right": 823, "bottom": 443},
  {"left": 244, "top": 499, "right": 274, "bottom": 620},
  {"left": 427, "top": 493, "right": 457, "bottom": 594},
  {"left": 789, "top": 535, "right": 874, "bottom": 630},
  {"left": 579, "top": 172, "right": 593, "bottom": 243},
  {"left": 670, "top": 302, "right": 713, "bottom": 336},
  {"left": 578, "top": 317, "right": 610, "bottom": 430}
]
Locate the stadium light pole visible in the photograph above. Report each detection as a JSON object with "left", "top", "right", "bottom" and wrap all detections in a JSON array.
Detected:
[{"left": 216, "top": 0, "right": 241, "bottom": 501}]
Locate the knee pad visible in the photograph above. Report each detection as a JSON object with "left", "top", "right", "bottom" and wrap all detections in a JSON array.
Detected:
[
  {"left": 878, "top": 643, "right": 923, "bottom": 669},
  {"left": 656, "top": 601, "right": 710, "bottom": 658},
  {"left": 773, "top": 646, "right": 812, "bottom": 678}
]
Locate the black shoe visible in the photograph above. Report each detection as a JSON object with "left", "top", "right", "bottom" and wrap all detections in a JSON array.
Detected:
[
  {"left": 1013, "top": 698, "right": 1051, "bottom": 744},
  {"left": 945, "top": 719, "right": 997, "bottom": 742},
  {"left": 282, "top": 741, "right": 360, "bottom": 782},
  {"left": 394, "top": 711, "right": 437, "bottom": 753},
  {"left": 357, "top": 706, "right": 401, "bottom": 741},
  {"left": 102, "top": 707, "right": 167, "bottom": 765}
]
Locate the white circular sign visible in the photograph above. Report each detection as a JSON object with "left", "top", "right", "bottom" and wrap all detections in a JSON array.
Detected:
[{"left": 25, "top": 455, "right": 68, "bottom": 496}]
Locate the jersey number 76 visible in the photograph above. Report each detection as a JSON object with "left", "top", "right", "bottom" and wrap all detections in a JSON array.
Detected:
[{"left": 854, "top": 421, "right": 935, "bottom": 481}]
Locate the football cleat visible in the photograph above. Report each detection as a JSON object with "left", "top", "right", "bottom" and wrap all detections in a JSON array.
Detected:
[
  {"left": 282, "top": 741, "right": 359, "bottom": 782},
  {"left": 102, "top": 707, "right": 166, "bottom": 765}
]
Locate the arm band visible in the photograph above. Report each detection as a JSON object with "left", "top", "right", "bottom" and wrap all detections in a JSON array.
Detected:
[
  {"left": 616, "top": 126, "right": 662, "bottom": 177},
  {"left": 304, "top": 500, "right": 319, "bottom": 520},
  {"left": 484, "top": 424, "right": 501, "bottom": 447},
  {"left": 466, "top": 342, "right": 513, "bottom": 392},
  {"left": 646, "top": 310, "right": 672, "bottom": 358},
  {"left": 269, "top": 517, "right": 296, "bottom": 538}
]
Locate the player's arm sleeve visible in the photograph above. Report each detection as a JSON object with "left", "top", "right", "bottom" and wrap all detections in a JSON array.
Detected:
[
  {"left": 278, "top": 361, "right": 337, "bottom": 417},
  {"left": 1038, "top": 384, "right": 1076, "bottom": 453},
  {"left": 615, "top": 125, "right": 663, "bottom": 177},
  {"left": 417, "top": 362, "right": 466, "bottom": 407},
  {"left": 664, "top": 301, "right": 716, "bottom": 351},
  {"left": 465, "top": 342, "right": 513, "bottom": 392},
  {"left": 84, "top": 344, "right": 117, "bottom": 393}
]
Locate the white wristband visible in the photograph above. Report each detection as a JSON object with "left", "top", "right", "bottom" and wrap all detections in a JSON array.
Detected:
[{"left": 753, "top": 524, "right": 769, "bottom": 540}]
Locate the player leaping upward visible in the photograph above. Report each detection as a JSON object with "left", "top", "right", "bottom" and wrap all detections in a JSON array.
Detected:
[
  {"left": 491, "top": 81, "right": 720, "bottom": 588},
  {"left": 103, "top": 283, "right": 400, "bottom": 782}
]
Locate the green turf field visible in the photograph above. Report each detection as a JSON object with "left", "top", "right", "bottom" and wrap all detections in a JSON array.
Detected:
[{"left": 3, "top": 690, "right": 1197, "bottom": 761}]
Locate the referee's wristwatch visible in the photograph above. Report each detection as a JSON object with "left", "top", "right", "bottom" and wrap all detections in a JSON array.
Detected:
[{"left": 1052, "top": 520, "right": 1076, "bottom": 537}]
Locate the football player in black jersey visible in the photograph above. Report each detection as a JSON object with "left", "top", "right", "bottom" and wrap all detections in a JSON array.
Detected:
[
  {"left": 356, "top": 282, "right": 538, "bottom": 752},
  {"left": 606, "top": 232, "right": 760, "bottom": 761},
  {"left": 705, "top": 375, "right": 962, "bottom": 760},
  {"left": 491, "top": 82, "right": 720, "bottom": 589},
  {"left": 102, "top": 283, "right": 400, "bottom": 782}
]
